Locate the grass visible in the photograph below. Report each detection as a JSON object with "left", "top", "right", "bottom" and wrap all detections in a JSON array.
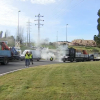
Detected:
[
  {"left": 69, "top": 46, "right": 100, "bottom": 53},
  {"left": 0, "top": 61, "right": 100, "bottom": 100}
]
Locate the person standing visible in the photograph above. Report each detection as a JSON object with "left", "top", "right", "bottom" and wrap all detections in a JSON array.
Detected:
[
  {"left": 25, "top": 51, "right": 30, "bottom": 67},
  {"left": 29, "top": 51, "right": 33, "bottom": 65}
]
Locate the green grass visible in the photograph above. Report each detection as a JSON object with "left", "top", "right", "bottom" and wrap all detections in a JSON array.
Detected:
[
  {"left": 0, "top": 61, "right": 100, "bottom": 100},
  {"left": 40, "top": 44, "right": 56, "bottom": 49},
  {"left": 69, "top": 46, "right": 100, "bottom": 53}
]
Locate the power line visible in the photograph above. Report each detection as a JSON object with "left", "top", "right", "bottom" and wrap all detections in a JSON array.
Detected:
[
  {"left": 27, "top": 19, "right": 31, "bottom": 46},
  {"left": 26, "top": 27, "right": 28, "bottom": 46},
  {"left": 34, "top": 13, "right": 44, "bottom": 46}
]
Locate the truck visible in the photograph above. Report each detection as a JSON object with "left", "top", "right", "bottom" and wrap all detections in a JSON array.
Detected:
[
  {"left": 0, "top": 42, "right": 12, "bottom": 65},
  {"left": 0, "top": 42, "right": 20, "bottom": 65},
  {"left": 0, "top": 50, "right": 11, "bottom": 65},
  {"left": 10, "top": 47, "right": 20, "bottom": 60},
  {"left": 61, "top": 48, "right": 89, "bottom": 62},
  {"left": 14, "top": 47, "right": 22, "bottom": 56},
  {"left": 62, "top": 48, "right": 100, "bottom": 62},
  {"left": 93, "top": 53, "right": 100, "bottom": 61},
  {"left": 57, "top": 44, "right": 100, "bottom": 62}
]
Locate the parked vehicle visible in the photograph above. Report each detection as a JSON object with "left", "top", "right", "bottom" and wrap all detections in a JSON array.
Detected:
[
  {"left": 93, "top": 53, "right": 100, "bottom": 61},
  {"left": 0, "top": 42, "right": 20, "bottom": 65},
  {"left": 14, "top": 47, "right": 22, "bottom": 56},
  {"left": 61, "top": 47, "right": 100, "bottom": 62},
  {"left": 0, "top": 50, "right": 11, "bottom": 65},
  {"left": 10, "top": 47, "right": 20, "bottom": 60},
  {"left": 0, "top": 42, "right": 11, "bottom": 65}
]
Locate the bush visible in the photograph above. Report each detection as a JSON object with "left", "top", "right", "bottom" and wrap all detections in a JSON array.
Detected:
[
  {"left": 85, "top": 46, "right": 93, "bottom": 49},
  {"left": 92, "top": 48, "right": 99, "bottom": 52}
]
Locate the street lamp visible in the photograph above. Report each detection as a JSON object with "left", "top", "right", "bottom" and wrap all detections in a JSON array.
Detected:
[
  {"left": 66, "top": 24, "right": 68, "bottom": 42},
  {"left": 57, "top": 31, "right": 58, "bottom": 48},
  {"left": 18, "top": 10, "right": 21, "bottom": 41}
]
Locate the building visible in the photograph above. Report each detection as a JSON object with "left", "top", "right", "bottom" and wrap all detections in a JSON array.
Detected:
[{"left": 0, "top": 36, "right": 15, "bottom": 46}]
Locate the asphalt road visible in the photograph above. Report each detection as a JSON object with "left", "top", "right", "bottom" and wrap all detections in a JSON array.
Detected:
[{"left": 0, "top": 60, "right": 62, "bottom": 75}]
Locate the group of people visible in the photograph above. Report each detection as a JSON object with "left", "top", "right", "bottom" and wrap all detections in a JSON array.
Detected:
[{"left": 25, "top": 51, "right": 33, "bottom": 67}]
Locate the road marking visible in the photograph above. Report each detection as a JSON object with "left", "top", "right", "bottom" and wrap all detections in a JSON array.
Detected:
[
  {"left": 0, "top": 61, "right": 60, "bottom": 76},
  {"left": 0, "top": 68, "right": 25, "bottom": 76}
]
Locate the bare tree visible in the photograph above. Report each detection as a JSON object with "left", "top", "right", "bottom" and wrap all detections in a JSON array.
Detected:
[
  {"left": 0, "top": 31, "right": 3, "bottom": 38},
  {"left": 5, "top": 30, "right": 10, "bottom": 38},
  {"left": 16, "top": 26, "right": 24, "bottom": 44}
]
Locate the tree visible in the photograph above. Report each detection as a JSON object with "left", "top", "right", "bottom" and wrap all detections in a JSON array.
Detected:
[
  {"left": 0, "top": 31, "right": 3, "bottom": 38},
  {"left": 97, "top": 9, "right": 100, "bottom": 17},
  {"left": 5, "top": 30, "right": 10, "bottom": 38},
  {"left": 94, "top": 9, "right": 100, "bottom": 47},
  {"left": 16, "top": 26, "right": 24, "bottom": 44}
]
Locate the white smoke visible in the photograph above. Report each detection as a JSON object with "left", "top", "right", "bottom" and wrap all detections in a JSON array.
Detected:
[
  {"left": 40, "top": 44, "right": 69, "bottom": 62},
  {"left": 33, "top": 38, "right": 69, "bottom": 62},
  {"left": 41, "top": 47, "right": 56, "bottom": 60},
  {"left": 33, "top": 38, "right": 57, "bottom": 61},
  {"left": 56, "top": 44, "right": 69, "bottom": 62}
]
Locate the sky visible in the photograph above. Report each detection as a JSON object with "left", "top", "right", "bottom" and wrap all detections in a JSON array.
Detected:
[{"left": 0, "top": 0, "right": 100, "bottom": 43}]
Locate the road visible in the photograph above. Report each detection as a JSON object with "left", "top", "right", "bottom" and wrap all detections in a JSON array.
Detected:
[{"left": 0, "top": 60, "right": 62, "bottom": 75}]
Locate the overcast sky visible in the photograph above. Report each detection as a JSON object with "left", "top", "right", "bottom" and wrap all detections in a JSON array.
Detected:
[{"left": 0, "top": 0, "right": 100, "bottom": 42}]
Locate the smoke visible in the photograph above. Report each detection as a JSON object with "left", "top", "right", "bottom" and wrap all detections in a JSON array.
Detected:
[
  {"left": 33, "top": 38, "right": 56, "bottom": 60},
  {"left": 40, "top": 44, "right": 69, "bottom": 62},
  {"left": 56, "top": 44, "right": 69, "bottom": 62},
  {"left": 34, "top": 38, "right": 49, "bottom": 48},
  {"left": 32, "top": 38, "right": 69, "bottom": 62},
  {"left": 41, "top": 47, "right": 56, "bottom": 60}
]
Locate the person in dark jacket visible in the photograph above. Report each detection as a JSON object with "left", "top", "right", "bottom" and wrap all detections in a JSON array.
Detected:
[{"left": 29, "top": 51, "right": 33, "bottom": 65}]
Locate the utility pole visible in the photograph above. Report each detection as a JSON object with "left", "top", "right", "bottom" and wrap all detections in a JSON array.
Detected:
[
  {"left": 34, "top": 13, "right": 44, "bottom": 46},
  {"left": 26, "top": 27, "right": 28, "bottom": 46},
  {"left": 57, "top": 31, "right": 58, "bottom": 48},
  {"left": 66, "top": 24, "right": 68, "bottom": 43},
  {"left": 57, "top": 31, "right": 58, "bottom": 43},
  {"left": 27, "top": 20, "right": 31, "bottom": 46},
  {"left": 18, "top": 10, "right": 21, "bottom": 41}
]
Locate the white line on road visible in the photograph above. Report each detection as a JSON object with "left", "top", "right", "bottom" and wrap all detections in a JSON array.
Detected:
[{"left": 0, "top": 68, "right": 25, "bottom": 76}]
